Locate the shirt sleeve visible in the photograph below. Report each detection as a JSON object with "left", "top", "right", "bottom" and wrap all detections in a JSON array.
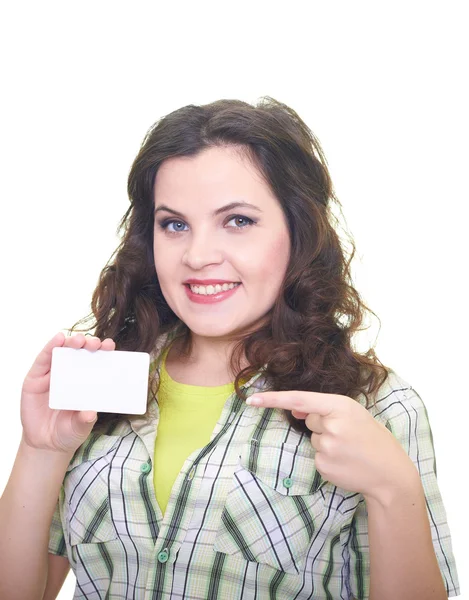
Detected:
[
  {"left": 347, "top": 385, "right": 460, "bottom": 599},
  {"left": 48, "top": 487, "right": 68, "bottom": 559}
]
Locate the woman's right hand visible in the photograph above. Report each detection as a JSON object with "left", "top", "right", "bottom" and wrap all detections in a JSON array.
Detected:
[{"left": 20, "top": 331, "right": 116, "bottom": 454}]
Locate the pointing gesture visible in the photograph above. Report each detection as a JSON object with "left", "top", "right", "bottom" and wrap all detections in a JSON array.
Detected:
[{"left": 246, "top": 391, "right": 418, "bottom": 503}]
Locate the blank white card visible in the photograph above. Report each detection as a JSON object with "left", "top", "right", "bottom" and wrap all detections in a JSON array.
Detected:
[{"left": 49, "top": 347, "right": 151, "bottom": 414}]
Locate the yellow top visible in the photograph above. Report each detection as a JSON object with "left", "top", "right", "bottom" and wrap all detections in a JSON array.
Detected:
[{"left": 153, "top": 347, "right": 235, "bottom": 515}]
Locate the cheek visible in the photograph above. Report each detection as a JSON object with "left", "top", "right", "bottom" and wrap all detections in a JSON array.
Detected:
[
  {"left": 153, "top": 243, "right": 172, "bottom": 286},
  {"left": 242, "top": 233, "right": 290, "bottom": 284},
  {"left": 261, "top": 235, "right": 290, "bottom": 278}
]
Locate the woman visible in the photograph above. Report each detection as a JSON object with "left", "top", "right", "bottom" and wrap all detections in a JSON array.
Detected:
[{"left": 0, "top": 98, "right": 460, "bottom": 599}]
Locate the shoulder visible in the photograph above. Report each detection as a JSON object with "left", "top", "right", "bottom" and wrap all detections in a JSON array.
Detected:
[
  {"left": 364, "top": 369, "right": 414, "bottom": 417},
  {"left": 360, "top": 369, "right": 434, "bottom": 444}
]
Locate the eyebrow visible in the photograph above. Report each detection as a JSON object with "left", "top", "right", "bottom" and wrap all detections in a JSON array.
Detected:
[{"left": 154, "top": 201, "right": 263, "bottom": 218}]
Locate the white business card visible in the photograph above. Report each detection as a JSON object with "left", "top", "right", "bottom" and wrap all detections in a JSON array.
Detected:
[{"left": 49, "top": 347, "right": 150, "bottom": 414}]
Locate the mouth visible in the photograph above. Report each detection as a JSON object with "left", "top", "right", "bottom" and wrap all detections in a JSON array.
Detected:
[
  {"left": 184, "top": 282, "right": 242, "bottom": 304},
  {"left": 185, "top": 282, "right": 241, "bottom": 295}
]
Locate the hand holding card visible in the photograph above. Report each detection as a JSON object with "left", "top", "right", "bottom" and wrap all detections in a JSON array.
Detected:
[{"left": 20, "top": 332, "right": 130, "bottom": 455}]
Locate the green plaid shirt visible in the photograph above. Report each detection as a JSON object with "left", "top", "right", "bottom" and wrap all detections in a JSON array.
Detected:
[{"left": 49, "top": 340, "right": 460, "bottom": 599}]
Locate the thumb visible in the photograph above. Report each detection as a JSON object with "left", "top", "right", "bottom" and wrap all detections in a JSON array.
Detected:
[
  {"left": 292, "top": 409, "right": 308, "bottom": 420},
  {"left": 80, "top": 410, "right": 98, "bottom": 423},
  {"left": 71, "top": 410, "right": 98, "bottom": 438}
]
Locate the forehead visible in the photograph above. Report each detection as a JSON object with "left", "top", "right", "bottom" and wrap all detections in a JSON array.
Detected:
[{"left": 153, "top": 146, "right": 271, "bottom": 202}]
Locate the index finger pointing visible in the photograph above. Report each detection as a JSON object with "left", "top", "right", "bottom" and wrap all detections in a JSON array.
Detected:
[{"left": 246, "top": 391, "right": 337, "bottom": 416}]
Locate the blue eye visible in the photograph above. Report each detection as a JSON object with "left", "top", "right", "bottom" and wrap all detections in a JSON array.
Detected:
[
  {"left": 159, "top": 220, "right": 188, "bottom": 232},
  {"left": 226, "top": 216, "right": 255, "bottom": 228}
]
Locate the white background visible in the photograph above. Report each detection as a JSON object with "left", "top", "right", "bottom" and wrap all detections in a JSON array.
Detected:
[{"left": 0, "top": 2, "right": 467, "bottom": 598}]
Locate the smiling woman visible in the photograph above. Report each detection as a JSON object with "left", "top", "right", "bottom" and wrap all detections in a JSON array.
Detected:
[
  {"left": 0, "top": 97, "right": 460, "bottom": 600},
  {"left": 151, "top": 145, "right": 291, "bottom": 351}
]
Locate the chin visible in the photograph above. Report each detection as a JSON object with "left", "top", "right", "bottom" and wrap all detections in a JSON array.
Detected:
[
  {"left": 183, "top": 318, "right": 248, "bottom": 340},
  {"left": 188, "top": 326, "right": 240, "bottom": 339}
]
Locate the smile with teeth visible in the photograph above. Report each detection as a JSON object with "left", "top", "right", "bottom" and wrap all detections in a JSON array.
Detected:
[{"left": 188, "top": 282, "right": 240, "bottom": 295}]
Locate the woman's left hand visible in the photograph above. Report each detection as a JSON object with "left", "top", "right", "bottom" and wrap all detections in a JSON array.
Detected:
[{"left": 246, "top": 391, "right": 418, "bottom": 502}]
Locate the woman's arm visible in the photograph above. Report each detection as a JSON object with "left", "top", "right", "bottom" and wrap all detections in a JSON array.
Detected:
[
  {"left": 42, "top": 554, "right": 71, "bottom": 600},
  {"left": 0, "top": 437, "right": 73, "bottom": 600},
  {"left": 365, "top": 468, "right": 447, "bottom": 600}
]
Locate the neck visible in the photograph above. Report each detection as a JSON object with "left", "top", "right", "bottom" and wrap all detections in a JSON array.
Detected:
[{"left": 165, "top": 332, "right": 248, "bottom": 386}]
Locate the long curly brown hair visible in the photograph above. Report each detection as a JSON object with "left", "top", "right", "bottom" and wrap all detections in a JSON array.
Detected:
[{"left": 68, "top": 96, "right": 391, "bottom": 437}]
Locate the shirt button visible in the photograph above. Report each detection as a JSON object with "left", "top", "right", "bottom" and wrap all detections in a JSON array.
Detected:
[
  {"left": 187, "top": 466, "right": 195, "bottom": 481},
  {"left": 140, "top": 462, "right": 151, "bottom": 473},
  {"left": 283, "top": 477, "right": 293, "bottom": 489},
  {"left": 157, "top": 548, "right": 169, "bottom": 563}
]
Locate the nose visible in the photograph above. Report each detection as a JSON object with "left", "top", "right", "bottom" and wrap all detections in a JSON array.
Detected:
[{"left": 182, "top": 230, "right": 224, "bottom": 270}]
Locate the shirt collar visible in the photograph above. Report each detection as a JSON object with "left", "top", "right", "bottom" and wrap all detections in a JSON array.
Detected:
[{"left": 128, "top": 328, "right": 268, "bottom": 444}]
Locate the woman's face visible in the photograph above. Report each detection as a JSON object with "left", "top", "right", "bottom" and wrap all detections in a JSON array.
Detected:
[{"left": 153, "top": 145, "right": 291, "bottom": 342}]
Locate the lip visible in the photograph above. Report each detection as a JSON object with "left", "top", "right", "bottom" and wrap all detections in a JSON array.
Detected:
[
  {"left": 184, "top": 278, "right": 240, "bottom": 285},
  {"left": 184, "top": 282, "right": 241, "bottom": 304}
]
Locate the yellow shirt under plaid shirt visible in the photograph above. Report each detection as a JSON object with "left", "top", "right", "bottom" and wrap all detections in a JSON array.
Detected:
[{"left": 48, "top": 337, "right": 460, "bottom": 599}]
